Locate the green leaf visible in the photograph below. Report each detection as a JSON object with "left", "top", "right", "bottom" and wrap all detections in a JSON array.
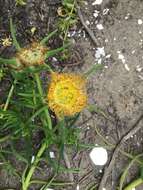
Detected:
[
  {"left": 45, "top": 44, "right": 70, "bottom": 59},
  {"left": 84, "top": 64, "right": 104, "bottom": 78},
  {"left": 10, "top": 18, "right": 21, "bottom": 50},
  {"left": 119, "top": 153, "right": 143, "bottom": 190},
  {"left": 40, "top": 29, "right": 58, "bottom": 45},
  {"left": 87, "top": 105, "right": 109, "bottom": 119},
  {"left": 140, "top": 166, "right": 143, "bottom": 179}
]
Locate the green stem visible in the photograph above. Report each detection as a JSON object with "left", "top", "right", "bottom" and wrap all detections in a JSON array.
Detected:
[
  {"left": 10, "top": 18, "right": 21, "bottom": 51},
  {"left": 0, "top": 79, "right": 17, "bottom": 119},
  {"left": 45, "top": 43, "right": 70, "bottom": 59},
  {"left": 119, "top": 153, "right": 143, "bottom": 190},
  {"left": 40, "top": 29, "right": 58, "bottom": 45},
  {"left": 4, "top": 79, "right": 17, "bottom": 111},
  {"left": 43, "top": 63, "right": 53, "bottom": 72},
  {"left": 84, "top": 64, "right": 104, "bottom": 78},
  {"left": 63, "top": 0, "right": 75, "bottom": 43},
  {"left": 0, "top": 58, "right": 18, "bottom": 66},
  {"left": 22, "top": 141, "right": 47, "bottom": 190},
  {"left": 30, "top": 179, "right": 73, "bottom": 186},
  {"left": 124, "top": 178, "right": 143, "bottom": 190},
  {"left": 0, "top": 135, "right": 11, "bottom": 143},
  {"left": 34, "top": 73, "right": 52, "bottom": 130},
  {"left": 40, "top": 174, "right": 56, "bottom": 190}
]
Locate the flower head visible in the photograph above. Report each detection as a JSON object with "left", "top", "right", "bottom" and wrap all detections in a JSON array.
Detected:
[
  {"left": 16, "top": 42, "right": 48, "bottom": 67},
  {"left": 1, "top": 37, "right": 12, "bottom": 47},
  {"left": 47, "top": 72, "right": 87, "bottom": 117}
]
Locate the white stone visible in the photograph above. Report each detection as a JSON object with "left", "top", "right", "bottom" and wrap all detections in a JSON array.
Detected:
[
  {"left": 118, "top": 52, "right": 126, "bottom": 64},
  {"left": 96, "top": 23, "right": 104, "bottom": 30},
  {"left": 85, "top": 20, "right": 90, "bottom": 25},
  {"left": 92, "top": 0, "right": 103, "bottom": 5},
  {"left": 49, "top": 151, "right": 55, "bottom": 158},
  {"left": 89, "top": 147, "right": 108, "bottom": 166},
  {"left": 124, "top": 64, "right": 130, "bottom": 71},
  {"left": 95, "top": 47, "right": 105, "bottom": 59},
  {"left": 93, "top": 10, "right": 99, "bottom": 18},
  {"left": 138, "top": 19, "right": 143, "bottom": 25},
  {"left": 76, "top": 184, "right": 80, "bottom": 190},
  {"left": 103, "top": 8, "right": 109, "bottom": 15}
]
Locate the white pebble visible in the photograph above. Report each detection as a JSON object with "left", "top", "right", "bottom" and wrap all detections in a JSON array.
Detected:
[
  {"left": 95, "top": 47, "right": 105, "bottom": 59},
  {"left": 49, "top": 151, "right": 55, "bottom": 158},
  {"left": 103, "top": 8, "right": 109, "bottom": 15},
  {"left": 117, "top": 51, "right": 126, "bottom": 64},
  {"left": 131, "top": 50, "right": 136, "bottom": 54},
  {"left": 105, "top": 38, "right": 108, "bottom": 43},
  {"left": 138, "top": 19, "right": 143, "bottom": 25},
  {"left": 92, "top": 0, "right": 103, "bottom": 5},
  {"left": 76, "top": 184, "right": 80, "bottom": 190},
  {"left": 96, "top": 23, "right": 104, "bottom": 30},
  {"left": 124, "top": 64, "right": 130, "bottom": 71},
  {"left": 89, "top": 147, "right": 108, "bottom": 166},
  {"left": 93, "top": 10, "right": 99, "bottom": 18},
  {"left": 136, "top": 65, "right": 142, "bottom": 72},
  {"left": 106, "top": 54, "right": 111, "bottom": 58},
  {"left": 125, "top": 13, "right": 130, "bottom": 20},
  {"left": 85, "top": 20, "right": 90, "bottom": 25}
]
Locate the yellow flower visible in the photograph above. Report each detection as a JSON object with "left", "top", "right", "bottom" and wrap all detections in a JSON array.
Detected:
[
  {"left": 16, "top": 42, "right": 48, "bottom": 67},
  {"left": 47, "top": 72, "right": 87, "bottom": 117}
]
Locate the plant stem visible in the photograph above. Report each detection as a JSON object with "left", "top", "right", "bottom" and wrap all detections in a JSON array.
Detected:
[
  {"left": 10, "top": 18, "right": 21, "bottom": 51},
  {"left": 0, "top": 79, "right": 17, "bottom": 118},
  {"left": 0, "top": 135, "right": 11, "bottom": 143},
  {"left": 0, "top": 58, "right": 18, "bottom": 66},
  {"left": 30, "top": 179, "right": 73, "bottom": 186},
  {"left": 4, "top": 79, "right": 17, "bottom": 111},
  {"left": 63, "top": 0, "right": 76, "bottom": 43},
  {"left": 84, "top": 64, "right": 104, "bottom": 78},
  {"left": 40, "top": 29, "right": 58, "bottom": 45},
  {"left": 34, "top": 73, "right": 52, "bottom": 130},
  {"left": 44, "top": 64, "right": 53, "bottom": 72},
  {"left": 22, "top": 73, "right": 53, "bottom": 189},
  {"left": 45, "top": 43, "right": 70, "bottom": 59},
  {"left": 22, "top": 141, "right": 47, "bottom": 190},
  {"left": 124, "top": 178, "right": 143, "bottom": 190}
]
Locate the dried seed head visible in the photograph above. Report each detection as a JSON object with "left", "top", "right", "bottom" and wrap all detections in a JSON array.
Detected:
[{"left": 16, "top": 42, "right": 48, "bottom": 67}]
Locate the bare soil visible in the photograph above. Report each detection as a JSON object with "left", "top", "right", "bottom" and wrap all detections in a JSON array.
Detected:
[{"left": 1, "top": 0, "right": 143, "bottom": 190}]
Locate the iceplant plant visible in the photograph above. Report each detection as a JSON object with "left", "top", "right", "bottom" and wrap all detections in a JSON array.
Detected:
[
  {"left": 22, "top": 64, "right": 101, "bottom": 190},
  {"left": 0, "top": 18, "right": 68, "bottom": 119},
  {"left": 0, "top": 18, "right": 103, "bottom": 190},
  {"left": 0, "top": 18, "right": 68, "bottom": 70}
]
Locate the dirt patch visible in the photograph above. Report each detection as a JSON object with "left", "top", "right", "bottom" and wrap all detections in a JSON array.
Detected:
[{"left": 1, "top": 0, "right": 143, "bottom": 190}]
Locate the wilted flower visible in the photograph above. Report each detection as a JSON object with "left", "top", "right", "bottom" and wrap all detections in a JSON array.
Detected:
[
  {"left": 16, "top": 42, "right": 48, "bottom": 67},
  {"left": 47, "top": 72, "right": 87, "bottom": 117}
]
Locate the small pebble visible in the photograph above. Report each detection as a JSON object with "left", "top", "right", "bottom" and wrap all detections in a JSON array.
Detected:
[
  {"left": 89, "top": 147, "right": 108, "bottom": 166},
  {"left": 92, "top": 0, "right": 103, "bottom": 5},
  {"left": 96, "top": 23, "right": 104, "bottom": 30},
  {"left": 138, "top": 19, "right": 143, "bottom": 25}
]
